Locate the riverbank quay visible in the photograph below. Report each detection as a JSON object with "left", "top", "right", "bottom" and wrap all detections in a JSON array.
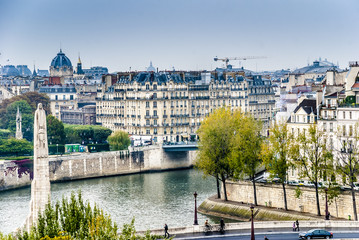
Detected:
[
  {"left": 224, "top": 180, "right": 359, "bottom": 220},
  {"left": 0, "top": 145, "right": 197, "bottom": 191},
  {"left": 198, "top": 195, "right": 341, "bottom": 221},
  {"left": 138, "top": 221, "right": 359, "bottom": 239}
]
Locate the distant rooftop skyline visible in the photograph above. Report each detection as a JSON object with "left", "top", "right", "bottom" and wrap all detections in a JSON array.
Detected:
[{"left": 1, "top": 0, "right": 359, "bottom": 73}]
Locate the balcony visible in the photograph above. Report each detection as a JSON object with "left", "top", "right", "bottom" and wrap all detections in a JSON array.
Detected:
[{"left": 163, "top": 115, "right": 168, "bottom": 118}]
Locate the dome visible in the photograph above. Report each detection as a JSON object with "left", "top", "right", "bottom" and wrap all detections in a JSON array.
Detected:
[
  {"left": 146, "top": 61, "right": 156, "bottom": 72},
  {"left": 50, "top": 49, "right": 72, "bottom": 68},
  {"left": 1, "top": 65, "right": 20, "bottom": 77}
]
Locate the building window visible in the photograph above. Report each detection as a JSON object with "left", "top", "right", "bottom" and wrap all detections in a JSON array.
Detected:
[
  {"left": 70, "top": 95, "right": 74, "bottom": 100},
  {"left": 153, "top": 110, "right": 157, "bottom": 116},
  {"left": 153, "top": 93, "right": 157, "bottom": 99},
  {"left": 146, "top": 85, "right": 149, "bottom": 90},
  {"left": 146, "top": 102, "right": 150, "bottom": 108},
  {"left": 154, "top": 120, "right": 157, "bottom": 126},
  {"left": 146, "top": 120, "right": 150, "bottom": 125},
  {"left": 153, "top": 85, "right": 157, "bottom": 90},
  {"left": 323, "top": 123, "right": 327, "bottom": 132},
  {"left": 153, "top": 101, "right": 157, "bottom": 108},
  {"left": 63, "top": 95, "right": 66, "bottom": 100},
  {"left": 146, "top": 110, "right": 149, "bottom": 116},
  {"left": 330, "top": 123, "right": 333, "bottom": 132},
  {"left": 343, "top": 125, "right": 346, "bottom": 136},
  {"left": 146, "top": 129, "right": 150, "bottom": 135},
  {"left": 350, "top": 111, "right": 352, "bottom": 119},
  {"left": 55, "top": 95, "right": 58, "bottom": 100},
  {"left": 349, "top": 125, "right": 353, "bottom": 136},
  {"left": 154, "top": 128, "right": 157, "bottom": 134},
  {"left": 343, "top": 111, "right": 346, "bottom": 119}
]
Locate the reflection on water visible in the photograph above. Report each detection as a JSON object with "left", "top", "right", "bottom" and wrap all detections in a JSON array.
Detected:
[{"left": 0, "top": 169, "right": 218, "bottom": 234}]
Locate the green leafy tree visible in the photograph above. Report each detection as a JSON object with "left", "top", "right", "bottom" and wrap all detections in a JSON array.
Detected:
[
  {"left": 262, "top": 122, "right": 294, "bottom": 210},
  {"left": 47, "top": 115, "right": 66, "bottom": 145},
  {"left": 13, "top": 191, "right": 165, "bottom": 240},
  {"left": 292, "top": 124, "right": 333, "bottom": 216},
  {"left": 0, "top": 138, "right": 33, "bottom": 156},
  {"left": 0, "top": 92, "right": 50, "bottom": 129},
  {"left": 232, "top": 113, "right": 263, "bottom": 206},
  {"left": 0, "top": 129, "right": 11, "bottom": 139},
  {"left": 195, "top": 107, "right": 237, "bottom": 200},
  {"left": 107, "top": 130, "right": 131, "bottom": 151},
  {"left": 64, "top": 124, "right": 112, "bottom": 144}
]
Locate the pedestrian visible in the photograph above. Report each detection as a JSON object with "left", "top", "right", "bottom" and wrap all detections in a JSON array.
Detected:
[
  {"left": 164, "top": 223, "right": 169, "bottom": 238},
  {"left": 264, "top": 236, "right": 269, "bottom": 240},
  {"left": 292, "top": 221, "right": 296, "bottom": 231},
  {"left": 220, "top": 218, "right": 225, "bottom": 233},
  {"left": 295, "top": 219, "right": 299, "bottom": 231}
]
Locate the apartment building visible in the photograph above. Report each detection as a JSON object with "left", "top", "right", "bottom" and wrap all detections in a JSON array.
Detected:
[{"left": 96, "top": 71, "right": 275, "bottom": 143}]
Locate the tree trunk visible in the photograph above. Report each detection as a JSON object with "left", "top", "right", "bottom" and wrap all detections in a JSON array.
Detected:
[
  {"left": 252, "top": 178, "right": 258, "bottom": 206},
  {"left": 315, "top": 184, "right": 321, "bottom": 216},
  {"left": 216, "top": 174, "right": 221, "bottom": 199},
  {"left": 282, "top": 182, "right": 288, "bottom": 211},
  {"left": 222, "top": 175, "right": 228, "bottom": 201},
  {"left": 351, "top": 186, "right": 358, "bottom": 221}
]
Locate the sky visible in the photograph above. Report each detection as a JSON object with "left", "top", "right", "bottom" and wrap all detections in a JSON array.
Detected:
[{"left": 0, "top": 0, "right": 359, "bottom": 73}]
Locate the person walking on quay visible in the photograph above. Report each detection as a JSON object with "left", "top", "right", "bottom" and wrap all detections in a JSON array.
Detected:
[
  {"left": 292, "top": 221, "right": 296, "bottom": 231},
  {"left": 264, "top": 236, "right": 269, "bottom": 240},
  {"left": 295, "top": 220, "right": 300, "bottom": 231},
  {"left": 164, "top": 223, "right": 170, "bottom": 238},
  {"left": 220, "top": 218, "right": 225, "bottom": 233}
]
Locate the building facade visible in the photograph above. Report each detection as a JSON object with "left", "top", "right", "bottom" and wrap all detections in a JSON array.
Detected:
[{"left": 96, "top": 71, "right": 275, "bottom": 143}]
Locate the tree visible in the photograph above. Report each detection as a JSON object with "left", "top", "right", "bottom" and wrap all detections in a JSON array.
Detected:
[
  {"left": 292, "top": 124, "right": 333, "bottom": 216},
  {"left": 0, "top": 138, "right": 33, "bottom": 156},
  {"left": 64, "top": 124, "right": 112, "bottom": 144},
  {"left": 262, "top": 122, "right": 294, "bottom": 211},
  {"left": 47, "top": 115, "right": 66, "bottom": 145},
  {"left": 195, "top": 107, "right": 236, "bottom": 200},
  {"left": 335, "top": 123, "right": 359, "bottom": 221},
  {"left": 107, "top": 130, "right": 131, "bottom": 151},
  {"left": 0, "top": 92, "right": 50, "bottom": 130},
  {"left": 232, "top": 113, "right": 263, "bottom": 206}
]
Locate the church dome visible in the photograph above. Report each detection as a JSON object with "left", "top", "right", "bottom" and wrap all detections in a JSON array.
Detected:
[
  {"left": 50, "top": 49, "right": 72, "bottom": 68},
  {"left": 146, "top": 61, "right": 156, "bottom": 72}
]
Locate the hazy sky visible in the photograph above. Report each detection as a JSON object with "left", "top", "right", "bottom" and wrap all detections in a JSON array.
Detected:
[{"left": 0, "top": 0, "right": 358, "bottom": 72}]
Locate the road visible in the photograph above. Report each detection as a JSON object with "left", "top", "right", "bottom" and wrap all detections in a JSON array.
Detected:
[{"left": 175, "top": 230, "right": 359, "bottom": 239}]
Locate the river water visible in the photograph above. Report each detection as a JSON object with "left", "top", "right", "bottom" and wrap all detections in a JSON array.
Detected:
[{"left": 0, "top": 169, "right": 218, "bottom": 234}]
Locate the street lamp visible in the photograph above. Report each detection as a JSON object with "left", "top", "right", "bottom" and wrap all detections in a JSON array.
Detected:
[
  {"left": 194, "top": 192, "right": 198, "bottom": 225},
  {"left": 250, "top": 204, "right": 255, "bottom": 240},
  {"left": 56, "top": 143, "right": 59, "bottom": 155},
  {"left": 325, "top": 188, "right": 329, "bottom": 220}
]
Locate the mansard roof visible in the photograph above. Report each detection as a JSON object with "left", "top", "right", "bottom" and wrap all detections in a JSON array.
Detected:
[{"left": 293, "top": 99, "right": 317, "bottom": 115}]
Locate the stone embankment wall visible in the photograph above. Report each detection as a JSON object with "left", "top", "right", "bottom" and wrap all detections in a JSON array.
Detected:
[
  {"left": 225, "top": 181, "right": 359, "bottom": 220},
  {"left": 0, "top": 146, "right": 197, "bottom": 191}
]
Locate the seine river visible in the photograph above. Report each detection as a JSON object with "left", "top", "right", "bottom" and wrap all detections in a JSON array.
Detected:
[{"left": 0, "top": 168, "right": 218, "bottom": 234}]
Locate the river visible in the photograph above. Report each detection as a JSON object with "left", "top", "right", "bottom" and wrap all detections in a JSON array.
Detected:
[{"left": 0, "top": 168, "right": 218, "bottom": 234}]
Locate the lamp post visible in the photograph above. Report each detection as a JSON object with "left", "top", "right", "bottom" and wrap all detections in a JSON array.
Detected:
[
  {"left": 250, "top": 204, "right": 255, "bottom": 240},
  {"left": 325, "top": 188, "right": 329, "bottom": 220},
  {"left": 194, "top": 192, "right": 198, "bottom": 225},
  {"left": 56, "top": 143, "right": 59, "bottom": 155}
]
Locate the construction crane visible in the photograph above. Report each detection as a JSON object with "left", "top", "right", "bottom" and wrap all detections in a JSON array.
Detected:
[{"left": 214, "top": 56, "right": 266, "bottom": 69}]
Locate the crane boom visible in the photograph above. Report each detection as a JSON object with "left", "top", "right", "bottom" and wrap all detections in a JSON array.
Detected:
[{"left": 214, "top": 56, "right": 266, "bottom": 68}]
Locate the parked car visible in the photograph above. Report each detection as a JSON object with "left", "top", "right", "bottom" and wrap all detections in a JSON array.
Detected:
[
  {"left": 287, "top": 180, "right": 299, "bottom": 186},
  {"left": 299, "top": 229, "right": 333, "bottom": 239}
]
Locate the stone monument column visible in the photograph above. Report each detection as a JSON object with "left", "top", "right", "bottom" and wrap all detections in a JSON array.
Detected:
[
  {"left": 26, "top": 103, "right": 50, "bottom": 231},
  {"left": 15, "top": 106, "right": 23, "bottom": 140}
]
